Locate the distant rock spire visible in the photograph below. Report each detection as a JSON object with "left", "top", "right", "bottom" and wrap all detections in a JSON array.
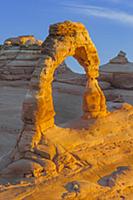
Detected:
[{"left": 109, "top": 50, "right": 128, "bottom": 64}]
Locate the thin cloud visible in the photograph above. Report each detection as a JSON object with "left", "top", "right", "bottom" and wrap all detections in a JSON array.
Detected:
[
  {"left": 63, "top": 3, "right": 133, "bottom": 26},
  {"left": 105, "top": 0, "right": 131, "bottom": 4},
  {"left": 101, "top": 0, "right": 133, "bottom": 6}
]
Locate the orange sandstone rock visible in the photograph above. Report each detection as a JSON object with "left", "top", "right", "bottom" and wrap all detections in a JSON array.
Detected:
[{"left": 0, "top": 21, "right": 107, "bottom": 178}]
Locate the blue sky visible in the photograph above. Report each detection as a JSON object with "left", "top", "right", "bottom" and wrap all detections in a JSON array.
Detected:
[{"left": 0, "top": 0, "right": 133, "bottom": 73}]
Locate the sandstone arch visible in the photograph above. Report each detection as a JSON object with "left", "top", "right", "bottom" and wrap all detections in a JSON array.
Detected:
[
  {"left": 32, "top": 21, "right": 107, "bottom": 132},
  {"left": 0, "top": 21, "right": 107, "bottom": 178}
]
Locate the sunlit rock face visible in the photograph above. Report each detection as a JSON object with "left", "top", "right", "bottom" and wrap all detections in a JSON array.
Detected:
[
  {"left": 0, "top": 21, "right": 108, "bottom": 179},
  {"left": 4, "top": 35, "right": 43, "bottom": 46},
  {"left": 0, "top": 37, "right": 86, "bottom": 125}
]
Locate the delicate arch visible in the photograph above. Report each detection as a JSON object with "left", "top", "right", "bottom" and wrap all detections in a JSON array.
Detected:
[
  {"left": 0, "top": 21, "right": 107, "bottom": 177},
  {"left": 33, "top": 21, "right": 106, "bottom": 132}
]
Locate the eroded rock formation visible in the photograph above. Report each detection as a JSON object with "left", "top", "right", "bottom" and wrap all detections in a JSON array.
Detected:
[
  {"left": 0, "top": 21, "right": 107, "bottom": 178},
  {"left": 109, "top": 50, "right": 128, "bottom": 64},
  {"left": 99, "top": 51, "right": 133, "bottom": 89},
  {"left": 0, "top": 36, "right": 42, "bottom": 80},
  {"left": 98, "top": 51, "right": 133, "bottom": 105},
  {"left": 4, "top": 35, "right": 42, "bottom": 46}
]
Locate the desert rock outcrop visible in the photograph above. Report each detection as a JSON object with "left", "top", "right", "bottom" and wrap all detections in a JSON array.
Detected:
[
  {"left": 109, "top": 50, "right": 128, "bottom": 64},
  {"left": 4, "top": 35, "right": 43, "bottom": 46},
  {"left": 1, "top": 22, "right": 133, "bottom": 200},
  {"left": 0, "top": 37, "right": 42, "bottom": 80},
  {"left": 0, "top": 21, "right": 107, "bottom": 179},
  {"left": 100, "top": 51, "right": 133, "bottom": 89}
]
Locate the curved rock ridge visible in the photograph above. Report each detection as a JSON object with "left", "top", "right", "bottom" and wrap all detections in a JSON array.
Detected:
[{"left": 0, "top": 21, "right": 107, "bottom": 180}]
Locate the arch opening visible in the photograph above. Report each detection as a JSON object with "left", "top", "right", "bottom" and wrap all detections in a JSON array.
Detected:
[
  {"left": 66, "top": 55, "right": 85, "bottom": 74},
  {"left": 53, "top": 57, "right": 86, "bottom": 125}
]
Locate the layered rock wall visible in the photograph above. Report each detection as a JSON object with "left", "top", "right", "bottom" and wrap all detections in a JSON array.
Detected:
[
  {"left": 99, "top": 51, "right": 133, "bottom": 103},
  {"left": 100, "top": 51, "right": 133, "bottom": 89},
  {"left": 0, "top": 47, "right": 41, "bottom": 80},
  {"left": 0, "top": 36, "right": 42, "bottom": 80}
]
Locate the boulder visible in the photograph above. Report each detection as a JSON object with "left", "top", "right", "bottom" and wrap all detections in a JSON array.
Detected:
[{"left": 0, "top": 159, "right": 43, "bottom": 178}]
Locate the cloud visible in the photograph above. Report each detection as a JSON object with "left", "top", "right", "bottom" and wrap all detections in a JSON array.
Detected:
[
  {"left": 101, "top": 0, "right": 133, "bottom": 6},
  {"left": 84, "top": 0, "right": 131, "bottom": 5},
  {"left": 63, "top": 3, "right": 133, "bottom": 26}
]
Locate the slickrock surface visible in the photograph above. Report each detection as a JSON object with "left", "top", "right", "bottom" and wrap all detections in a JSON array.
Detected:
[
  {"left": 0, "top": 81, "right": 29, "bottom": 160},
  {"left": 0, "top": 104, "right": 133, "bottom": 199}
]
